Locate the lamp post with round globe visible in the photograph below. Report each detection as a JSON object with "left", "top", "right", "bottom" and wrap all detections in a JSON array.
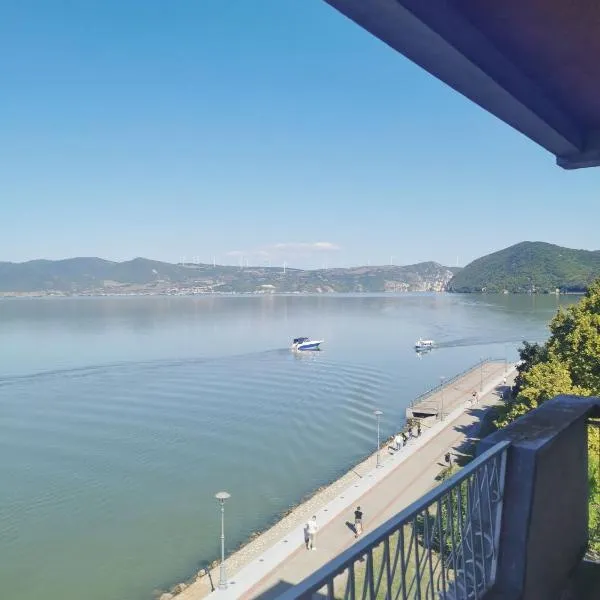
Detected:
[
  {"left": 215, "top": 491, "right": 231, "bottom": 590},
  {"left": 440, "top": 376, "right": 446, "bottom": 420},
  {"left": 480, "top": 357, "right": 484, "bottom": 392},
  {"left": 374, "top": 410, "right": 383, "bottom": 467}
]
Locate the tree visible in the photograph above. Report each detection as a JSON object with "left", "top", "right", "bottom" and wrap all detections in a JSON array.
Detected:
[
  {"left": 495, "top": 279, "right": 600, "bottom": 553},
  {"left": 589, "top": 423, "right": 600, "bottom": 558},
  {"left": 495, "top": 357, "right": 575, "bottom": 428},
  {"left": 512, "top": 341, "right": 548, "bottom": 396},
  {"left": 547, "top": 279, "right": 600, "bottom": 393},
  {"left": 498, "top": 281, "right": 600, "bottom": 427}
]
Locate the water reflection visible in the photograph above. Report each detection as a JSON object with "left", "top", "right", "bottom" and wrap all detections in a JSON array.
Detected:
[{"left": 0, "top": 293, "right": 575, "bottom": 600}]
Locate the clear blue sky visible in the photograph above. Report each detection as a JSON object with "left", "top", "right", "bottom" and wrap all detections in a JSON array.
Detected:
[{"left": 1, "top": 0, "right": 598, "bottom": 269}]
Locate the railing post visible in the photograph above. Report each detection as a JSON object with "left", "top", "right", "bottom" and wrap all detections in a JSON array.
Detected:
[{"left": 477, "top": 395, "right": 597, "bottom": 599}]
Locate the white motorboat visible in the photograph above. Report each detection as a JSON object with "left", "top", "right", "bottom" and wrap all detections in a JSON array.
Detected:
[
  {"left": 415, "top": 338, "right": 435, "bottom": 351},
  {"left": 291, "top": 337, "right": 323, "bottom": 351}
]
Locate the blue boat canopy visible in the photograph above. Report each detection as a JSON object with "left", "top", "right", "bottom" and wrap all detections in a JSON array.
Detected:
[{"left": 293, "top": 337, "right": 309, "bottom": 344}]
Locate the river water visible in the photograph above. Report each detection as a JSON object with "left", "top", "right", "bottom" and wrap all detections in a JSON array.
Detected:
[{"left": 0, "top": 293, "right": 573, "bottom": 600}]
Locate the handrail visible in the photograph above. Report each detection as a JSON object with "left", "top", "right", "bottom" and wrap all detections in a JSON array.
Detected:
[{"left": 278, "top": 440, "right": 511, "bottom": 599}]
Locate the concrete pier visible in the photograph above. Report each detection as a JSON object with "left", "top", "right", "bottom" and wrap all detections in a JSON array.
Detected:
[{"left": 406, "top": 359, "right": 507, "bottom": 419}]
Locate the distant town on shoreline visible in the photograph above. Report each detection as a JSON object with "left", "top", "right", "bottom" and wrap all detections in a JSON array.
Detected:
[{"left": 1, "top": 241, "right": 599, "bottom": 297}]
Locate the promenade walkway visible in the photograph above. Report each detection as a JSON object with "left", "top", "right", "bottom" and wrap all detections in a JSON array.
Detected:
[{"left": 176, "top": 361, "right": 512, "bottom": 600}]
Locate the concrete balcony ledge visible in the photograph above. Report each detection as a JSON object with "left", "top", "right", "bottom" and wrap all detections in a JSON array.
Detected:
[{"left": 478, "top": 395, "right": 600, "bottom": 600}]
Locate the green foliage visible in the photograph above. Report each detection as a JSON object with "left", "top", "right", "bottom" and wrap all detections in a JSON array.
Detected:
[
  {"left": 512, "top": 340, "right": 548, "bottom": 396},
  {"left": 448, "top": 241, "right": 600, "bottom": 293},
  {"left": 494, "top": 279, "right": 600, "bottom": 553},
  {"left": 589, "top": 424, "right": 600, "bottom": 558},
  {"left": 496, "top": 280, "right": 600, "bottom": 425},
  {"left": 547, "top": 279, "right": 600, "bottom": 392},
  {"left": 495, "top": 359, "right": 575, "bottom": 428}
]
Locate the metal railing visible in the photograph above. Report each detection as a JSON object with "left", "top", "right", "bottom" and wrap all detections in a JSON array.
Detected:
[
  {"left": 278, "top": 441, "right": 510, "bottom": 600},
  {"left": 408, "top": 358, "right": 501, "bottom": 409}
]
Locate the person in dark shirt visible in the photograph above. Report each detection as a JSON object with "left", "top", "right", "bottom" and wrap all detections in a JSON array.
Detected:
[{"left": 354, "top": 506, "right": 363, "bottom": 538}]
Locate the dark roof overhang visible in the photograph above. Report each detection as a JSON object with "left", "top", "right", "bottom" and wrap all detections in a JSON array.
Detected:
[{"left": 324, "top": 0, "right": 600, "bottom": 169}]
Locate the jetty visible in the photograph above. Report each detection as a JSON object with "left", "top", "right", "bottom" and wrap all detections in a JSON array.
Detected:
[
  {"left": 406, "top": 358, "right": 507, "bottom": 420},
  {"left": 169, "top": 360, "right": 514, "bottom": 600}
]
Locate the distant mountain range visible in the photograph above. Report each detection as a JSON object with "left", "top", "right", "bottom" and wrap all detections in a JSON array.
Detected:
[
  {"left": 0, "top": 258, "right": 457, "bottom": 295},
  {"left": 447, "top": 241, "right": 600, "bottom": 293},
  {"left": 3, "top": 242, "right": 599, "bottom": 296}
]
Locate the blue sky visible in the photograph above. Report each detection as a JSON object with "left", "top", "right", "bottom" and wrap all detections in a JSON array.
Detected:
[{"left": 1, "top": 0, "right": 598, "bottom": 269}]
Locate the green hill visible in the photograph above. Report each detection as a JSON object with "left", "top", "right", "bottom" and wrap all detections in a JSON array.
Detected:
[
  {"left": 447, "top": 242, "right": 600, "bottom": 293},
  {"left": 0, "top": 257, "right": 191, "bottom": 292}
]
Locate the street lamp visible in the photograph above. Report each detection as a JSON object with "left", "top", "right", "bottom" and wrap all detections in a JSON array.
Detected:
[
  {"left": 480, "top": 357, "right": 484, "bottom": 392},
  {"left": 504, "top": 344, "right": 508, "bottom": 375},
  {"left": 215, "top": 491, "right": 231, "bottom": 590},
  {"left": 374, "top": 410, "right": 383, "bottom": 467},
  {"left": 440, "top": 376, "right": 446, "bottom": 420}
]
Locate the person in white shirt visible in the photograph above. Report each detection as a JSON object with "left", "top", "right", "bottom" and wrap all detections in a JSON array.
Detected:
[
  {"left": 394, "top": 433, "right": 403, "bottom": 451},
  {"left": 306, "top": 516, "right": 318, "bottom": 550}
]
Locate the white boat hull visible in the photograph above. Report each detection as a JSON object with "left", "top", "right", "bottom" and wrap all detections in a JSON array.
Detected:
[
  {"left": 415, "top": 344, "right": 433, "bottom": 352},
  {"left": 292, "top": 340, "right": 323, "bottom": 351},
  {"left": 414, "top": 338, "right": 435, "bottom": 351}
]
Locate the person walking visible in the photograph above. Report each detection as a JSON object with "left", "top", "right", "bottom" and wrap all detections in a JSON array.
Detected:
[
  {"left": 306, "top": 515, "right": 318, "bottom": 550},
  {"left": 417, "top": 421, "right": 422, "bottom": 437},
  {"left": 354, "top": 506, "right": 363, "bottom": 538}
]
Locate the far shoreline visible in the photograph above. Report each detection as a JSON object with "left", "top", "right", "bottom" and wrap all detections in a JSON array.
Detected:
[{"left": 0, "top": 289, "right": 586, "bottom": 299}]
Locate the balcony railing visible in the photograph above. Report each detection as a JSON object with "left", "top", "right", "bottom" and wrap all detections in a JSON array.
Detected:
[{"left": 279, "top": 440, "right": 510, "bottom": 600}]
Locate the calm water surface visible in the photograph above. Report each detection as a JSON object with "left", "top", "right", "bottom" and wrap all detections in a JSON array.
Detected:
[{"left": 0, "top": 293, "right": 574, "bottom": 600}]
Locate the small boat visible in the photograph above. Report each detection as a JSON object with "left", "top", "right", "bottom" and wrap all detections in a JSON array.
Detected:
[
  {"left": 291, "top": 337, "right": 323, "bottom": 351},
  {"left": 415, "top": 338, "right": 435, "bottom": 351}
]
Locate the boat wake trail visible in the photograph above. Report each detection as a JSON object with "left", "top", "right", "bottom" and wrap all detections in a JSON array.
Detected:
[
  {"left": 0, "top": 348, "right": 288, "bottom": 388},
  {"left": 436, "top": 335, "right": 546, "bottom": 349}
]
